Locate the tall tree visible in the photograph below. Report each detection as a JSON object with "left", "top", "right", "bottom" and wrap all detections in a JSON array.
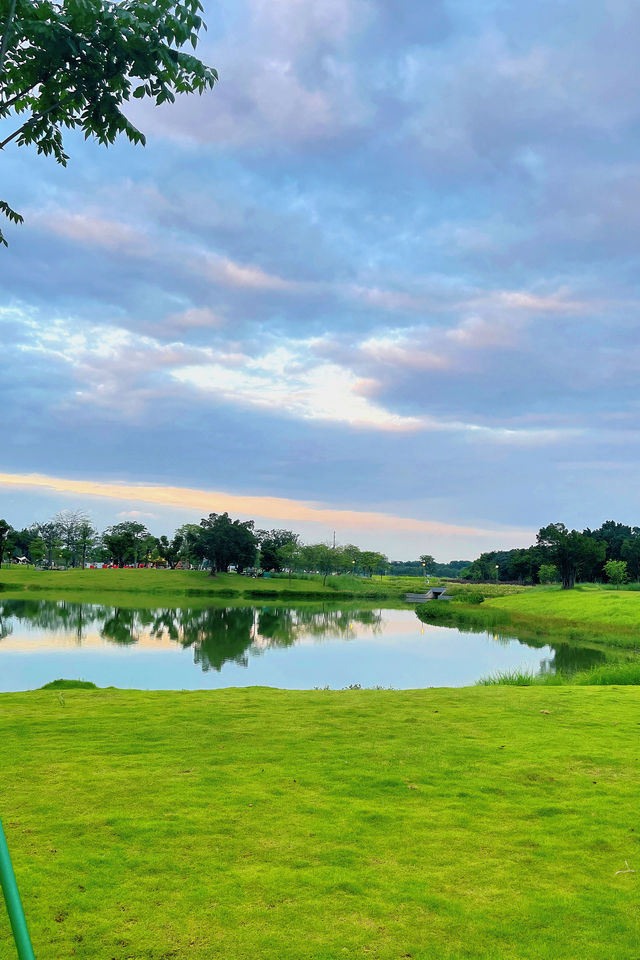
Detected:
[
  {"left": 419, "top": 554, "right": 436, "bottom": 575},
  {"left": 301, "top": 543, "right": 335, "bottom": 585},
  {"left": 194, "top": 513, "right": 258, "bottom": 576},
  {"left": 102, "top": 521, "right": 149, "bottom": 565},
  {"left": 0, "top": 518, "right": 12, "bottom": 567},
  {"left": 536, "top": 523, "right": 605, "bottom": 590},
  {"left": 0, "top": 0, "right": 217, "bottom": 244},
  {"left": 77, "top": 519, "right": 97, "bottom": 568},
  {"left": 257, "top": 529, "right": 299, "bottom": 572},
  {"left": 621, "top": 533, "right": 640, "bottom": 581},
  {"left": 34, "top": 518, "right": 63, "bottom": 566},
  {"left": 359, "top": 550, "right": 388, "bottom": 578},
  {"left": 55, "top": 509, "right": 90, "bottom": 566}
]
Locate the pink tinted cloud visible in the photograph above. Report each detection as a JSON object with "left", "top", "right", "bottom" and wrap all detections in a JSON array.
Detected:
[{"left": 38, "top": 212, "right": 150, "bottom": 255}]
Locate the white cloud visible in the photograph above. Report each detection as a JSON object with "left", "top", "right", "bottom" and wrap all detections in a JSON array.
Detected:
[{"left": 172, "top": 349, "right": 424, "bottom": 431}]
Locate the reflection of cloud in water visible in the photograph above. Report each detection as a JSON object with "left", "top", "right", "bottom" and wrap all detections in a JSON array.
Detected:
[
  {"left": 0, "top": 600, "right": 385, "bottom": 673},
  {"left": 0, "top": 600, "right": 608, "bottom": 678}
]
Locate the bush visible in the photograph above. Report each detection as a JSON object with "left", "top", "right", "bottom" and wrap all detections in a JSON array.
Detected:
[{"left": 40, "top": 679, "right": 98, "bottom": 690}]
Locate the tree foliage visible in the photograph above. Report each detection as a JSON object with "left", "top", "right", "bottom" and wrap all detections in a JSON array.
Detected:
[
  {"left": 257, "top": 529, "right": 299, "bottom": 572},
  {"left": 538, "top": 563, "right": 559, "bottom": 584},
  {"left": 102, "top": 521, "right": 150, "bottom": 566},
  {"left": 536, "top": 523, "right": 605, "bottom": 590},
  {"left": 604, "top": 559, "right": 628, "bottom": 588},
  {"left": 0, "top": 518, "right": 11, "bottom": 566},
  {"left": 0, "top": 0, "right": 217, "bottom": 244},
  {"left": 419, "top": 554, "right": 436, "bottom": 575},
  {"left": 194, "top": 512, "right": 258, "bottom": 575}
]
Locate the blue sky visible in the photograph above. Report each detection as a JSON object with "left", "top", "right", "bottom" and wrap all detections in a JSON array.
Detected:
[{"left": 2, "top": 0, "right": 639, "bottom": 559}]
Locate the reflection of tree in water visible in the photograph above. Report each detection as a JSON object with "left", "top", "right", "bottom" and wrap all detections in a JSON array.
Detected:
[
  {"left": 543, "top": 643, "right": 606, "bottom": 675},
  {"left": 0, "top": 600, "right": 384, "bottom": 672},
  {"left": 255, "top": 607, "right": 382, "bottom": 648},
  {"left": 161, "top": 606, "right": 383, "bottom": 672},
  {"left": 100, "top": 609, "right": 141, "bottom": 645},
  {"left": 480, "top": 623, "right": 608, "bottom": 675},
  {"left": 0, "top": 598, "right": 99, "bottom": 643}
]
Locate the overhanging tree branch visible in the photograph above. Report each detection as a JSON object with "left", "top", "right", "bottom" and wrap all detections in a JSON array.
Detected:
[{"left": 0, "top": 0, "right": 17, "bottom": 78}]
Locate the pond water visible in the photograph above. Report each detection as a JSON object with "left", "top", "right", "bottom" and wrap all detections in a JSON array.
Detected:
[{"left": 0, "top": 599, "right": 606, "bottom": 692}]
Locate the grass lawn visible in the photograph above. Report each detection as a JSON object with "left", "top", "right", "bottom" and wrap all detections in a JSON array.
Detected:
[
  {"left": 1, "top": 686, "right": 639, "bottom": 959},
  {"left": 0, "top": 568, "right": 421, "bottom": 607},
  {"left": 418, "top": 586, "right": 640, "bottom": 657},
  {"left": 484, "top": 585, "right": 640, "bottom": 630}
]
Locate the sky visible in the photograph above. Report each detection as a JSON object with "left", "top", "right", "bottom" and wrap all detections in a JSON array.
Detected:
[{"left": 2, "top": 0, "right": 640, "bottom": 560}]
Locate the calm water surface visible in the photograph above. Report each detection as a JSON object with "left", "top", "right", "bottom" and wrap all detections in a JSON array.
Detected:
[{"left": 0, "top": 599, "right": 605, "bottom": 691}]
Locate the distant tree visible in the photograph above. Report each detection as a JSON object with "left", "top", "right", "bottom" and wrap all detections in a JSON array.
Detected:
[
  {"left": 621, "top": 533, "right": 640, "bottom": 581},
  {"left": 102, "top": 521, "right": 149, "bottom": 565},
  {"left": 301, "top": 543, "right": 335, "bottom": 585},
  {"left": 419, "top": 554, "right": 436, "bottom": 575},
  {"left": 0, "top": 519, "right": 12, "bottom": 567},
  {"left": 257, "top": 529, "right": 299, "bottom": 571},
  {"left": 194, "top": 513, "right": 258, "bottom": 575},
  {"left": 536, "top": 523, "right": 606, "bottom": 590},
  {"left": 538, "top": 563, "right": 559, "bottom": 584},
  {"left": 35, "top": 519, "right": 63, "bottom": 566},
  {"left": 277, "top": 540, "right": 303, "bottom": 580},
  {"left": 604, "top": 559, "right": 628, "bottom": 588},
  {"left": 0, "top": 0, "right": 218, "bottom": 245},
  {"left": 29, "top": 535, "right": 46, "bottom": 565},
  {"left": 585, "top": 521, "right": 633, "bottom": 562},
  {"left": 172, "top": 523, "right": 201, "bottom": 567},
  {"left": 55, "top": 509, "right": 91, "bottom": 566},
  {"left": 77, "top": 519, "right": 97, "bottom": 568},
  {"left": 360, "top": 550, "right": 388, "bottom": 578},
  {"left": 158, "top": 534, "right": 179, "bottom": 568},
  {"left": 6, "top": 526, "right": 32, "bottom": 561}
]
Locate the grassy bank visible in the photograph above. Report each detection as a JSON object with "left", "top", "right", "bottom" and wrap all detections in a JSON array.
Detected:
[
  {"left": 1, "top": 685, "right": 639, "bottom": 959},
  {"left": 0, "top": 568, "right": 421, "bottom": 608},
  {"left": 485, "top": 584, "right": 640, "bottom": 629},
  {"left": 417, "top": 586, "right": 640, "bottom": 652}
]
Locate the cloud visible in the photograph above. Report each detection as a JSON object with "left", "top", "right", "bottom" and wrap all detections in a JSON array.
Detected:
[
  {"left": 172, "top": 352, "right": 424, "bottom": 431},
  {"left": 0, "top": 471, "right": 533, "bottom": 545},
  {"left": 201, "top": 254, "right": 300, "bottom": 291},
  {"left": 163, "top": 307, "right": 225, "bottom": 330},
  {"left": 36, "top": 211, "right": 150, "bottom": 255},
  {"left": 360, "top": 334, "right": 449, "bottom": 371}
]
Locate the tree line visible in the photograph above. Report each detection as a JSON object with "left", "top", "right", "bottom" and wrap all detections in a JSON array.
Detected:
[
  {"left": 0, "top": 511, "right": 389, "bottom": 580},
  {"left": 461, "top": 521, "right": 640, "bottom": 589}
]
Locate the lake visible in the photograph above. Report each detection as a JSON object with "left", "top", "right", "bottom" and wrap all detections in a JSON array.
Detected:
[{"left": 0, "top": 599, "right": 606, "bottom": 691}]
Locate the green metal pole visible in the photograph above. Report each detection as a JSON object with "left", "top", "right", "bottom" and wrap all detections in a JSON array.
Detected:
[{"left": 0, "top": 818, "right": 36, "bottom": 960}]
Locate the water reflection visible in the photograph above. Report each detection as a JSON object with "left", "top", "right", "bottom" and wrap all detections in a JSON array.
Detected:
[
  {"left": 0, "top": 600, "right": 383, "bottom": 673},
  {"left": 0, "top": 598, "right": 612, "bottom": 690},
  {"left": 452, "top": 616, "right": 607, "bottom": 674}
]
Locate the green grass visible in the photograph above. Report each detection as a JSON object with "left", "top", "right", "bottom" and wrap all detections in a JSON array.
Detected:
[
  {"left": 417, "top": 585, "right": 640, "bottom": 652},
  {"left": 1, "top": 686, "right": 639, "bottom": 959},
  {"left": 484, "top": 584, "right": 640, "bottom": 630},
  {"left": 479, "top": 662, "right": 640, "bottom": 687},
  {"left": 0, "top": 568, "right": 422, "bottom": 608},
  {"left": 476, "top": 668, "right": 539, "bottom": 686},
  {"left": 39, "top": 679, "right": 99, "bottom": 690},
  {"left": 0, "top": 568, "right": 526, "bottom": 609},
  {"left": 571, "top": 662, "right": 640, "bottom": 685}
]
